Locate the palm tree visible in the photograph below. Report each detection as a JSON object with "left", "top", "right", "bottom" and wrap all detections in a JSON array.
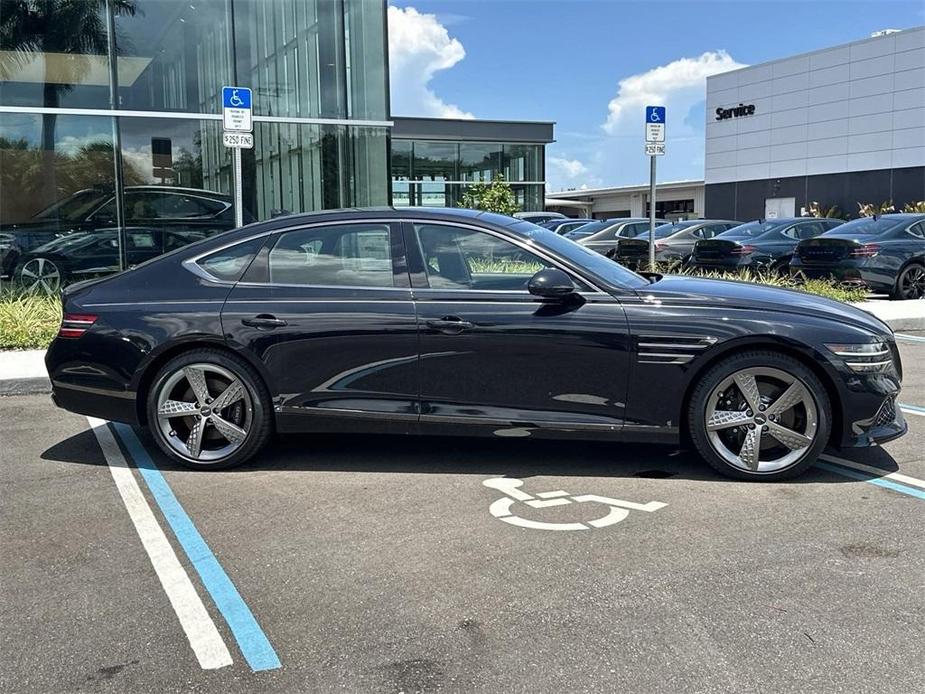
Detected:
[{"left": 0, "top": 0, "right": 137, "bottom": 207}]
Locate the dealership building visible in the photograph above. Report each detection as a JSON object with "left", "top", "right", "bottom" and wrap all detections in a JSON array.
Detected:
[
  {"left": 0, "top": 0, "right": 551, "bottom": 274},
  {"left": 548, "top": 26, "right": 925, "bottom": 221}
]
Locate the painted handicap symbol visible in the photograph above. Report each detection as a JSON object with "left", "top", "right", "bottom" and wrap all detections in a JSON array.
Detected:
[
  {"left": 229, "top": 90, "right": 245, "bottom": 107},
  {"left": 483, "top": 478, "right": 666, "bottom": 531}
]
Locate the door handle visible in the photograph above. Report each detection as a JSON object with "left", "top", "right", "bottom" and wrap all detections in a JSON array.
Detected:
[
  {"left": 426, "top": 316, "right": 473, "bottom": 334},
  {"left": 241, "top": 314, "right": 288, "bottom": 329}
]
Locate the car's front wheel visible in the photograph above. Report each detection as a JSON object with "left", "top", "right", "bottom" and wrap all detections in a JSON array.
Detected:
[
  {"left": 19, "top": 256, "right": 65, "bottom": 293},
  {"left": 146, "top": 349, "right": 272, "bottom": 469},
  {"left": 688, "top": 351, "right": 830, "bottom": 480}
]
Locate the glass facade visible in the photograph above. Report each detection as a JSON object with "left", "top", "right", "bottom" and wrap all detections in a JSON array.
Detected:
[
  {"left": 0, "top": 0, "right": 390, "bottom": 290},
  {"left": 390, "top": 139, "right": 545, "bottom": 211}
]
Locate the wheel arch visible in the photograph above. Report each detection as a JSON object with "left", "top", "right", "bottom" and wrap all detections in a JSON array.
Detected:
[
  {"left": 679, "top": 337, "right": 843, "bottom": 448},
  {"left": 134, "top": 338, "right": 274, "bottom": 425}
]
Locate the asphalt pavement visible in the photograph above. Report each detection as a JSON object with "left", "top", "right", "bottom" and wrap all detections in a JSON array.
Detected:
[{"left": 1, "top": 336, "right": 924, "bottom": 694}]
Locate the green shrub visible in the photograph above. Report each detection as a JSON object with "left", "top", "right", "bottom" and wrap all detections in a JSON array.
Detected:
[{"left": 0, "top": 286, "right": 61, "bottom": 350}]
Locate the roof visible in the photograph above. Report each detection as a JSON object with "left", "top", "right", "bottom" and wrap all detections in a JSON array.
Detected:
[
  {"left": 391, "top": 117, "right": 555, "bottom": 144},
  {"left": 547, "top": 180, "right": 705, "bottom": 199}
]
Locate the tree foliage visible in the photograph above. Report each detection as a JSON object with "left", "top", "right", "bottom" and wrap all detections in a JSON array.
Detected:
[{"left": 460, "top": 175, "right": 521, "bottom": 216}]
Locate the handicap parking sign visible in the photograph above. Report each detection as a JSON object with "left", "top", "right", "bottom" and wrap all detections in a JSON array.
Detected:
[
  {"left": 646, "top": 106, "right": 666, "bottom": 124},
  {"left": 222, "top": 86, "right": 252, "bottom": 132}
]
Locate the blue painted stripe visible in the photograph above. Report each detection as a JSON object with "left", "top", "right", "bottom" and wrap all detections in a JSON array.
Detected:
[
  {"left": 895, "top": 333, "right": 925, "bottom": 345},
  {"left": 816, "top": 461, "right": 925, "bottom": 501},
  {"left": 899, "top": 403, "right": 925, "bottom": 414},
  {"left": 112, "top": 423, "right": 281, "bottom": 672}
]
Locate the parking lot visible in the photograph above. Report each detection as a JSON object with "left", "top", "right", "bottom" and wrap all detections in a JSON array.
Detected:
[{"left": 1, "top": 334, "right": 923, "bottom": 694}]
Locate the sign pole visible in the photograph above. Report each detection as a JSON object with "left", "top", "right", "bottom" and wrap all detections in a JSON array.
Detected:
[
  {"left": 233, "top": 147, "right": 244, "bottom": 228},
  {"left": 648, "top": 155, "right": 656, "bottom": 272}
]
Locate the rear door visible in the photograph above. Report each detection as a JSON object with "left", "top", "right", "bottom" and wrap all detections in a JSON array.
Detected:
[
  {"left": 221, "top": 220, "right": 419, "bottom": 433},
  {"left": 405, "top": 220, "right": 631, "bottom": 436}
]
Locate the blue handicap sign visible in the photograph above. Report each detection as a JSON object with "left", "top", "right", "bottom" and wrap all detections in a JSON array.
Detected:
[
  {"left": 222, "top": 86, "right": 252, "bottom": 110},
  {"left": 646, "top": 106, "right": 666, "bottom": 124}
]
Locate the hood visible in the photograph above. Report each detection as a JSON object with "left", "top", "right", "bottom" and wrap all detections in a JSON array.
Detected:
[{"left": 636, "top": 275, "right": 891, "bottom": 336}]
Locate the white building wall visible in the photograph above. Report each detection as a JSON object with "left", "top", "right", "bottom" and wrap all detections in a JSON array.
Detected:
[{"left": 705, "top": 27, "right": 925, "bottom": 184}]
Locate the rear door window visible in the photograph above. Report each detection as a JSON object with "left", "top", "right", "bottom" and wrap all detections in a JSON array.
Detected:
[{"left": 267, "top": 224, "right": 394, "bottom": 287}]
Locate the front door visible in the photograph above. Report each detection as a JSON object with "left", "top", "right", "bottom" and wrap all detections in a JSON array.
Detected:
[
  {"left": 221, "top": 220, "right": 419, "bottom": 434},
  {"left": 404, "top": 220, "right": 632, "bottom": 437}
]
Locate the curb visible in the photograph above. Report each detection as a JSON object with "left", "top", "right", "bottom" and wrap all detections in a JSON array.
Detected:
[{"left": 0, "top": 377, "right": 51, "bottom": 396}]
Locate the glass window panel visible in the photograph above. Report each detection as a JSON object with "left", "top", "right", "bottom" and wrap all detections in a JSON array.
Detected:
[
  {"left": 503, "top": 145, "right": 542, "bottom": 182},
  {"left": 268, "top": 224, "right": 393, "bottom": 287},
  {"left": 391, "top": 140, "right": 412, "bottom": 181},
  {"left": 344, "top": 0, "right": 388, "bottom": 121},
  {"left": 459, "top": 143, "right": 501, "bottom": 182},
  {"left": 413, "top": 142, "right": 457, "bottom": 182},
  {"left": 111, "top": 1, "right": 232, "bottom": 113},
  {"left": 1, "top": 112, "right": 118, "bottom": 287},
  {"left": 0, "top": 1, "right": 117, "bottom": 109}
]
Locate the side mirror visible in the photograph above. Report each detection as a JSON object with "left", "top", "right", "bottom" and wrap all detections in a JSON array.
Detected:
[{"left": 528, "top": 267, "right": 577, "bottom": 301}]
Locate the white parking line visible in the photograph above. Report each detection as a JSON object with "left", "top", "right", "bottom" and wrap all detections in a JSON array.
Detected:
[
  {"left": 819, "top": 453, "right": 925, "bottom": 491},
  {"left": 88, "top": 418, "right": 233, "bottom": 670}
]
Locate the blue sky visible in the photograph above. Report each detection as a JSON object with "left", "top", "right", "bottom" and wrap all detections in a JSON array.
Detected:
[{"left": 387, "top": 0, "right": 925, "bottom": 190}]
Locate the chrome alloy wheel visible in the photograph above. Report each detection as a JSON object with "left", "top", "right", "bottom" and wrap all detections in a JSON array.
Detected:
[
  {"left": 704, "top": 366, "right": 819, "bottom": 474},
  {"left": 20, "top": 257, "right": 61, "bottom": 293},
  {"left": 898, "top": 265, "right": 925, "bottom": 300},
  {"left": 155, "top": 363, "right": 253, "bottom": 463}
]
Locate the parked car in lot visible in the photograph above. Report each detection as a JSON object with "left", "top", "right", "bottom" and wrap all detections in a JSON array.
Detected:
[
  {"left": 790, "top": 214, "right": 925, "bottom": 300},
  {"left": 1, "top": 185, "right": 249, "bottom": 281},
  {"left": 540, "top": 218, "right": 596, "bottom": 235},
  {"left": 690, "top": 217, "right": 844, "bottom": 273},
  {"left": 577, "top": 218, "right": 667, "bottom": 255},
  {"left": 513, "top": 211, "right": 566, "bottom": 224},
  {"left": 46, "top": 208, "right": 905, "bottom": 481},
  {"left": 14, "top": 228, "right": 210, "bottom": 293},
  {"left": 613, "top": 219, "right": 741, "bottom": 269}
]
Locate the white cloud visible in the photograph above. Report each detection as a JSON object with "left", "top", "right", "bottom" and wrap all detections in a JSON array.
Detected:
[
  {"left": 549, "top": 157, "right": 588, "bottom": 179},
  {"left": 602, "top": 51, "right": 745, "bottom": 134},
  {"left": 387, "top": 5, "right": 474, "bottom": 119}
]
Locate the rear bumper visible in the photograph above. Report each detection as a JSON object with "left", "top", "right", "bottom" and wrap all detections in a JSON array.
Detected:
[
  {"left": 789, "top": 260, "right": 893, "bottom": 292},
  {"left": 50, "top": 381, "right": 140, "bottom": 425}
]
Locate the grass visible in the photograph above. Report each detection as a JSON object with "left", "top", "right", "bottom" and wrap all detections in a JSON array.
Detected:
[{"left": 0, "top": 286, "right": 61, "bottom": 350}]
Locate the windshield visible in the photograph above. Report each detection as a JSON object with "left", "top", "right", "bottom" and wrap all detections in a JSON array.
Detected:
[
  {"left": 33, "top": 190, "right": 111, "bottom": 222},
  {"left": 569, "top": 220, "right": 613, "bottom": 236},
  {"left": 508, "top": 221, "right": 649, "bottom": 290},
  {"left": 719, "top": 220, "right": 788, "bottom": 238},
  {"left": 650, "top": 221, "right": 699, "bottom": 240},
  {"left": 825, "top": 216, "right": 909, "bottom": 236}
]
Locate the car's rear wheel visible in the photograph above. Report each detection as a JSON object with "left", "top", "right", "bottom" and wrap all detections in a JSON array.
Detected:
[
  {"left": 892, "top": 263, "right": 925, "bottom": 300},
  {"left": 688, "top": 351, "right": 830, "bottom": 480},
  {"left": 19, "top": 256, "right": 64, "bottom": 293},
  {"left": 146, "top": 349, "right": 272, "bottom": 469}
]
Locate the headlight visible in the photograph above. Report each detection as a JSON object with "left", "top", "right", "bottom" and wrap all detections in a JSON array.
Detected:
[{"left": 825, "top": 342, "right": 893, "bottom": 372}]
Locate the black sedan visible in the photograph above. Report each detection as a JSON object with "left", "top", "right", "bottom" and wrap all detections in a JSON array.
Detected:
[
  {"left": 47, "top": 208, "right": 905, "bottom": 481},
  {"left": 790, "top": 214, "right": 925, "bottom": 300},
  {"left": 15, "top": 228, "right": 209, "bottom": 293},
  {"left": 1, "top": 185, "right": 251, "bottom": 281},
  {"left": 690, "top": 217, "right": 844, "bottom": 273},
  {"left": 613, "top": 219, "right": 741, "bottom": 270}
]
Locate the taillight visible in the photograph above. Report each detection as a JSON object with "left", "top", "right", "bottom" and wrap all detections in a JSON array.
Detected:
[
  {"left": 58, "top": 313, "right": 97, "bottom": 338},
  {"left": 849, "top": 243, "right": 880, "bottom": 257},
  {"left": 729, "top": 244, "right": 756, "bottom": 255}
]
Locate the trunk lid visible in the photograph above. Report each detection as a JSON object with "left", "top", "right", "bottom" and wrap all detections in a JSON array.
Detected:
[
  {"left": 615, "top": 238, "right": 649, "bottom": 260},
  {"left": 796, "top": 235, "right": 869, "bottom": 265},
  {"left": 693, "top": 238, "right": 743, "bottom": 259}
]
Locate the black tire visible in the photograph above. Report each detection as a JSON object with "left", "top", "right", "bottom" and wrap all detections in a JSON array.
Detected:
[
  {"left": 145, "top": 348, "right": 273, "bottom": 470},
  {"left": 687, "top": 350, "right": 831, "bottom": 481},
  {"left": 891, "top": 262, "right": 925, "bottom": 300}
]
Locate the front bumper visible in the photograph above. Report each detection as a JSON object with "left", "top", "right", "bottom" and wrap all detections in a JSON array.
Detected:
[{"left": 842, "top": 394, "right": 907, "bottom": 448}]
